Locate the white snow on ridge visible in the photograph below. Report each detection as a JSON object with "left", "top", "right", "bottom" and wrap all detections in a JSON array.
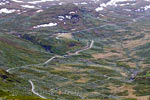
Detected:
[
  {"left": 73, "top": 3, "right": 79, "bottom": 6},
  {"left": 0, "top": 8, "right": 16, "bottom": 14},
  {"left": 73, "top": 2, "right": 88, "bottom": 6},
  {"left": 0, "top": 0, "right": 10, "bottom": 5},
  {"left": 80, "top": 2, "right": 87, "bottom": 5},
  {"left": 95, "top": 0, "right": 136, "bottom": 12},
  {"left": 58, "top": 12, "right": 76, "bottom": 21},
  {"left": 124, "top": 9, "right": 132, "bottom": 11},
  {"left": 21, "top": 5, "right": 35, "bottom": 8},
  {"left": 66, "top": 15, "right": 71, "bottom": 19},
  {"left": 106, "top": 0, "right": 135, "bottom": 6},
  {"left": 58, "top": 16, "right": 65, "bottom": 21},
  {"left": 95, "top": 7, "right": 104, "bottom": 11},
  {"left": 136, "top": 5, "right": 150, "bottom": 11},
  {"left": 69, "top": 11, "right": 76, "bottom": 14},
  {"left": 92, "top": 0, "right": 100, "bottom": 3},
  {"left": 58, "top": 2, "right": 64, "bottom": 5},
  {"left": 143, "top": 5, "right": 150, "bottom": 10},
  {"left": 95, "top": 3, "right": 107, "bottom": 11},
  {"left": 0, "top": 2, "right": 6, "bottom": 5},
  {"left": 11, "top": 0, "right": 24, "bottom": 3},
  {"left": 28, "top": 0, "right": 59, "bottom": 4},
  {"left": 36, "top": 10, "right": 43, "bottom": 13},
  {"left": 33, "top": 23, "right": 57, "bottom": 28}
]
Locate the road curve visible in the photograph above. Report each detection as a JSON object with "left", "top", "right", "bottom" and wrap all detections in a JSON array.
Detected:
[
  {"left": 29, "top": 80, "right": 46, "bottom": 99},
  {"left": 71, "top": 40, "right": 94, "bottom": 55},
  {"left": 43, "top": 40, "right": 94, "bottom": 65},
  {"left": 7, "top": 40, "right": 94, "bottom": 99},
  {"left": 6, "top": 67, "right": 16, "bottom": 72}
]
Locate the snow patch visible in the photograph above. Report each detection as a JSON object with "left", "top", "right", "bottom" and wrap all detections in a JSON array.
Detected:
[
  {"left": 58, "top": 2, "right": 64, "bottom": 5},
  {"left": 143, "top": 5, "right": 150, "bottom": 10},
  {"left": 0, "top": 8, "right": 16, "bottom": 14},
  {"left": 33, "top": 23, "right": 57, "bottom": 28},
  {"left": 21, "top": 5, "right": 35, "bottom": 8},
  {"left": 65, "top": 15, "right": 71, "bottom": 19},
  {"left": 106, "top": 0, "right": 135, "bottom": 6},
  {"left": 80, "top": 2, "right": 87, "bottom": 5},
  {"left": 136, "top": 5, "right": 150, "bottom": 12},
  {"left": 95, "top": 3, "right": 107, "bottom": 11},
  {"left": 0, "top": 2, "right": 6, "bottom": 5},
  {"left": 0, "top": 0, "right": 10, "bottom": 5},
  {"left": 95, "top": 0, "right": 136, "bottom": 11},
  {"left": 95, "top": 7, "right": 104, "bottom": 11},
  {"left": 11, "top": 0, "right": 24, "bottom": 3},
  {"left": 28, "top": 0, "right": 59, "bottom": 4},
  {"left": 124, "top": 9, "right": 132, "bottom": 11},
  {"left": 73, "top": 2, "right": 88, "bottom": 5},
  {"left": 58, "top": 16, "right": 65, "bottom": 21},
  {"left": 36, "top": 10, "right": 43, "bottom": 13},
  {"left": 69, "top": 11, "right": 77, "bottom": 14}
]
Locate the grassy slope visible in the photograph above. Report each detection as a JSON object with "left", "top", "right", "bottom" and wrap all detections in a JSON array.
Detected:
[
  {"left": 0, "top": 33, "right": 85, "bottom": 100},
  {"left": 0, "top": 33, "right": 51, "bottom": 68},
  {"left": 0, "top": 33, "right": 52, "bottom": 99},
  {"left": 0, "top": 69, "right": 47, "bottom": 100}
]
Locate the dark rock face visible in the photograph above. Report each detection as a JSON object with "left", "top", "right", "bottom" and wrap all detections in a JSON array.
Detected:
[
  {"left": 0, "top": 69, "right": 9, "bottom": 80},
  {"left": 0, "top": 75, "right": 8, "bottom": 79},
  {"left": 21, "top": 34, "right": 52, "bottom": 52},
  {"left": 41, "top": 45, "right": 52, "bottom": 52},
  {"left": 71, "top": 14, "right": 80, "bottom": 24},
  {"left": 0, "top": 69, "right": 21, "bottom": 83},
  {"left": 69, "top": 43, "right": 76, "bottom": 47}
]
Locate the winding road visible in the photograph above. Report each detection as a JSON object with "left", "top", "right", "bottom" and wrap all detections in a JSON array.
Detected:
[
  {"left": 29, "top": 80, "right": 47, "bottom": 99},
  {"left": 7, "top": 40, "right": 94, "bottom": 99}
]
